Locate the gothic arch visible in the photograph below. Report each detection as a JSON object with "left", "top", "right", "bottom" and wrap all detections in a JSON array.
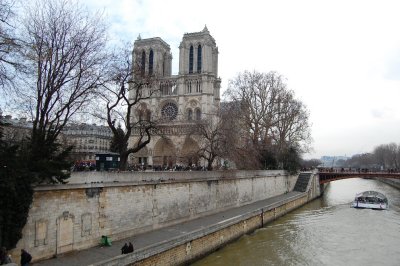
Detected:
[
  {"left": 187, "top": 108, "right": 193, "bottom": 120},
  {"left": 153, "top": 138, "right": 176, "bottom": 167},
  {"left": 141, "top": 50, "right": 146, "bottom": 76},
  {"left": 197, "top": 44, "right": 202, "bottom": 73},
  {"left": 162, "top": 52, "right": 167, "bottom": 76},
  {"left": 149, "top": 49, "right": 154, "bottom": 75},
  {"left": 136, "top": 103, "right": 150, "bottom": 121},
  {"left": 195, "top": 108, "right": 202, "bottom": 120},
  {"left": 180, "top": 137, "right": 199, "bottom": 165},
  {"left": 135, "top": 146, "right": 149, "bottom": 157},
  {"left": 189, "top": 45, "right": 194, "bottom": 74}
]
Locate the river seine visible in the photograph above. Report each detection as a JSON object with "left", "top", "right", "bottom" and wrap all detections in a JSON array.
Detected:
[{"left": 193, "top": 178, "right": 400, "bottom": 266}]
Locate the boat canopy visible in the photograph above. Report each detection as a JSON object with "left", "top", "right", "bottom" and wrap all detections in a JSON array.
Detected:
[
  {"left": 355, "top": 191, "right": 386, "bottom": 199},
  {"left": 355, "top": 191, "right": 388, "bottom": 202}
]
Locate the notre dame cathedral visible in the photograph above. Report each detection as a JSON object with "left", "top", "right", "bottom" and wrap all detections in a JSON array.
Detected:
[{"left": 129, "top": 26, "right": 221, "bottom": 168}]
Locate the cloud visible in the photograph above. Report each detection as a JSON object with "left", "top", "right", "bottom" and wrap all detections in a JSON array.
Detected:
[
  {"left": 370, "top": 108, "right": 394, "bottom": 119},
  {"left": 384, "top": 49, "right": 400, "bottom": 80}
]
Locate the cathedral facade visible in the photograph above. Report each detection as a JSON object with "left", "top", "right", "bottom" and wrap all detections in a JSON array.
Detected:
[{"left": 129, "top": 27, "right": 221, "bottom": 168}]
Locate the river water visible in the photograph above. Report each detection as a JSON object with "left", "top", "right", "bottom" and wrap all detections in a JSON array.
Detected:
[{"left": 193, "top": 178, "right": 400, "bottom": 266}]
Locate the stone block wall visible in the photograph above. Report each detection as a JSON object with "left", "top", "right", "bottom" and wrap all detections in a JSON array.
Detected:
[
  {"left": 98, "top": 194, "right": 310, "bottom": 266},
  {"left": 11, "top": 170, "right": 297, "bottom": 262}
]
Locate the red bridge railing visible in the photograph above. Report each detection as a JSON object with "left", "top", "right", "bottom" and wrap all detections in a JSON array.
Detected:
[{"left": 318, "top": 171, "right": 400, "bottom": 184}]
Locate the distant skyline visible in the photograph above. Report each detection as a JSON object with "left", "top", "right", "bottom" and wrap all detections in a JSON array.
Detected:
[{"left": 17, "top": 0, "right": 400, "bottom": 159}]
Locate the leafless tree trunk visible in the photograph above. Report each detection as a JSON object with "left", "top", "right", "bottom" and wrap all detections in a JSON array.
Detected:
[
  {"left": 95, "top": 45, "right": 159, "bottom": 170},
  {"left": 194, "top": 116, "right": 227, "bottom": 170},
  {"left": 218, "top": 101, "right": 261, "bottom": 169}
]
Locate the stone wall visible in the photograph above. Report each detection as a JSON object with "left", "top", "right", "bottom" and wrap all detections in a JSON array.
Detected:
[
  {"left": 12, "top": 170, "right": 296, "bottom": 262},
  {"left": 376, "top": 178, "right": 400, "bottom": 190},
  {"left": 94, "top": 194, "right": 310, "bottom": 266},
  {"left": 94, "top": 172, "right": 321, "bottom": 266}
]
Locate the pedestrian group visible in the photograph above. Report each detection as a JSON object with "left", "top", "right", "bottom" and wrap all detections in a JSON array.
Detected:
[{"left": 121, "top": 242, "right": 134, "bottom": 254}]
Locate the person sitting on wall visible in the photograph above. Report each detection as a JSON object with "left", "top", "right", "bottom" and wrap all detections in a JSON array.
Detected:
[
  {"left": 0, "top": 247, "right": 12, "bottom": 265},
  {"left": 127, "top": 242, "right": 134, "bottom": 253},
  {"left": 121, "top": 243, "right": 128, "bottom": 254}
]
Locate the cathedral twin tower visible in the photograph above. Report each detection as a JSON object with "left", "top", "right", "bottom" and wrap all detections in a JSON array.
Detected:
[{"left": 129, "top": 26, "right": 221, "bottom": 168}]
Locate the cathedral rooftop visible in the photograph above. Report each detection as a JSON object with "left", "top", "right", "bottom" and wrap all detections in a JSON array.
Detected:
[
  {"left": 134, "top": 36, "right": 170, "bottom": 49},
  {"left": 183, "top": 26, "right": 215, "bottom": 44}
]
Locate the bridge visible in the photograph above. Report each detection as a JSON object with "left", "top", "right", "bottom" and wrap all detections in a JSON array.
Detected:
[{"left": 318, "top": 171, "right": 400, "bottom": 184}]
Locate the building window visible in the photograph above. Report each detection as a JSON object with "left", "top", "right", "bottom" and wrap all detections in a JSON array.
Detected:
[
  {"left": 160, "top": 82, "right": 164, "bottom": 95},
  {"left": 162, "top": 53, "right": 166, "bottom": 76},
  {"left": 197, "top": 45, "right": 202, "bottom": 73},
  {"left": 141, "top": 50, "right": 146, "bottom": 76},
  {"left": 188, "top": 109, "right": 193, "bottom": 121},
  {"left": 149, "top": 49, "right": 154, "bottom": 76},
  {"left": 161, "top": 102, "right": 178, "bottom": 120},
  {"left": 171, "top": 84, "right": 177, "bottom": 94},
  {"left": 187, "top": 80, "right": 192, "bottom": 93},
  {"left": 189, "top": 45, "right": 193, "bottom": 74},
  {"left": 196, "top": 80, "right": 201, "bottom": 92},
  {"left": 196, "top": 109, "right": 201, "bottom": 120}
]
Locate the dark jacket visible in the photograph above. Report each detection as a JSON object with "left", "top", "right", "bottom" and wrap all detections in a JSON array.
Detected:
[
  {"left": 20, "top": 250, "right": 32, "bottom": 265},
  {"left": 121, "top": 243, "right": 128, "bottom": 254},
  {"left": 127, "top": 242, "right": 134, "bottom": 253}
]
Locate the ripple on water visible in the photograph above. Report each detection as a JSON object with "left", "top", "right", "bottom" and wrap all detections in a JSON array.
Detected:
[{"left": 193, "top": 179, "right": 400, "bottom": 266}]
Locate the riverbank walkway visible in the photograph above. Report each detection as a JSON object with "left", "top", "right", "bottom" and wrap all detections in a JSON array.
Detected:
[{"left": 34, "top": 191, "right": 304, "bottom": 266}]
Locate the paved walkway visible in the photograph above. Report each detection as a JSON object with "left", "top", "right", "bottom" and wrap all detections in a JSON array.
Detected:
[{"left": 34, "top": 191, "right": 303, "bottom": 266}]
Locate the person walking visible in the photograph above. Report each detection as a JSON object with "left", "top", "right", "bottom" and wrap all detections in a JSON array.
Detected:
[{"left": 20, "top": 249, "right": 32, "bottom": 266}]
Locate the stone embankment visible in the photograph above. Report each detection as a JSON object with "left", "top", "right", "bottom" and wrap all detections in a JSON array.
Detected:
[
  {"left": 11, "top": 170, "right": 321, "bottom": 265},
  {"left": 377, "top": 178, "right": 400, "bottom": 190}
]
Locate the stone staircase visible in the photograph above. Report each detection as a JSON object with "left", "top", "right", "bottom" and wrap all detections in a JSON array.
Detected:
[{"left": 293, "top": 172, "right": 312, "bottom": 192}]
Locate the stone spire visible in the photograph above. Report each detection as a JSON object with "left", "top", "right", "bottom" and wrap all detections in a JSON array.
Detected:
[
  {"left": 203, "top": 25, "right": 209, "bottom": 33},
  {"left": 137, "top": 33, "right": 142, "bottom": 40}
]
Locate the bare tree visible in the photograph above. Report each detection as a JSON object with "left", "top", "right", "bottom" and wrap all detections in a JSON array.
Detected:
[
  {"left": 272, "top": 89, "right": 311, "bottom": 155},
  {"left": 224, "top": 70, "right": 311, "bottom": 170},
  {"left": 0, "top": 0, "right": 24, "bottom": 90},
  {"left": 195, "top": 116, "right": 227, "bottom": 170},
  {"left": 373, "top": 143, "right": 400, "bottom": 169},
  {"left": 218, "top": 101, "right": 261, "bottom": 169},
  {"left": 225, "top": 71, "right": 282, "bottom": 146},
  {"left": 19, "top": 0, "right": 108, "bottom": 182},
  {"left": 95, "top": 45, "right": 159, "bottom": 170},
  {"left": 344, "top": 153, "right": 376, "bottom": 169},
  {"left": 373, "top": 145, "right": 387, "bottom": 169}
]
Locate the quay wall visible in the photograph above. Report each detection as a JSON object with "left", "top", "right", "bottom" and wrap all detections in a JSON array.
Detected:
[
  {"left": 100, "top": 194, "right": 311, "bottom": 266},
  {"left": 376, "top": 178, "right": 400, "bottom": 190},
  {"left": 95, "top": 172, "right": 321, "bottom": 266},
  {"left": 11, "top": 170, "right": 297, "bottom": 262}
]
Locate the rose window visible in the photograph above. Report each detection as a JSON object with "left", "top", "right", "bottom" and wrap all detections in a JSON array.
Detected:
[{"left": 161, "top": 102, "right": 178, "bottom": 120}]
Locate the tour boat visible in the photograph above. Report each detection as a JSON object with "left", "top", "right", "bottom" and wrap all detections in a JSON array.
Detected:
[{"left": 351, "top": 191, "right": 388, "bottom": 210}]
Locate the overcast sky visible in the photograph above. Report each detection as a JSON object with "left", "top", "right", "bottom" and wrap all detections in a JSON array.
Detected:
[{"left": 84, "top": 0, "right": 400, "bottom": 159}]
